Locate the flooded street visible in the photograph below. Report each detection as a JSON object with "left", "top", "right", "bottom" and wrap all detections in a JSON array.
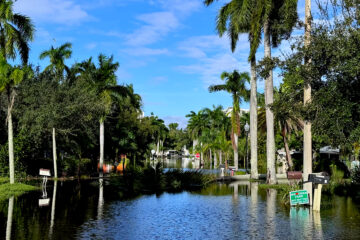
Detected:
[{"left": 1, "top": 177, "right": 360, "bottom": 239}]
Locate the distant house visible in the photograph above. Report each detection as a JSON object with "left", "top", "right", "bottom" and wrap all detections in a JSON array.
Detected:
[{"left": 223, "top": 107, "right": 249, "bottom": 117}]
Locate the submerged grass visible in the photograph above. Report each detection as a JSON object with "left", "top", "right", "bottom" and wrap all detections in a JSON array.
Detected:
[
  {"left": 108, "top": 163, "right": 216, "bottom": 199},
  {"left": 0, "top": 183, "right": 39, "bottom": 201},
  {"left": 259, "top": 183, "right": 302, "bottom": 205}
]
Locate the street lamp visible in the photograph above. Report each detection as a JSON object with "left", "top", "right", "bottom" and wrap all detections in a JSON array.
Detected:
[{"left": 244, "top": 122, "right": 250, "bottom": 174}]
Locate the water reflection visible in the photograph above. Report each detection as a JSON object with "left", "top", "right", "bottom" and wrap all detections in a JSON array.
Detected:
[
  {"left": 49, "top": 180, "right": 58, "bottom": 238},
  {"left": 6, "top": 196, "right": 14, "bottom": 240},
  {"left": 266, "top": 188, "right": 276, "bottom": 239},
  {"left": 98, "top": 173, "right": 104, "bottom": 220},
  {"left": 1, "top": 180, "right": 360, "bottom": 239},
  {"left": 249, "top": 182, "right": 259, "bottom": 239}
]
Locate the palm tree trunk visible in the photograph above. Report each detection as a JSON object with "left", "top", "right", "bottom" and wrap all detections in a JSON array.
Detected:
[
  {"left": 264, "top": 18, "right": 277, "bottom": 184},
  {"left": 52, "top": 128, "right": 58, "bottom": 178},
  {"left": 214, "top": 151, "right": 217, "bottom": 168},
  {"left": 250, "top": 53, "right": 258, "bottom": 179},
  {"left": 219, "top": 150, "right": 222, "bottom": 165},
  {"left": 209, "top": 148, "right": 212, "bottom": 169},
  {"left": 282, "top": 128, "right": 293, "bottom": 170},
  {"left": 193, "top": 139, "right": 198, "bottom": 153},
  {"left": 304, "top": 0, "right": 313, "bottom": 205},
  {"left": 156, "top": 139, "right": 160, "bottom": 155},
  {"left": 234, "top": 132, "right": 239, "bottom": 170},
  {"left": 8, "top": 106, "right": 14, "bottom": 184},
  {"left": 99, "top": 120, "right": 105, "bottom": 172}
]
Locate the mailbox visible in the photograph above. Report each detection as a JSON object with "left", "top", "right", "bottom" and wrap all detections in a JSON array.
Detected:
[{"left": 308, "top": 173, "right": 330, "bottom": 184}]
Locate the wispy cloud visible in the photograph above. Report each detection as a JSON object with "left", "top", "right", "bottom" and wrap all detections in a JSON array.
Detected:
[
  {"left": 14, "top": 0, "right": 91, "bottom": 25},
  {"left": 177, "top": 34, "right": 250, "bottom": 87},
  {"left": 123, "top": 47, "right": 170, "bottom": 56},
  {"left": 125, "top": 11, "right": 179, "bottom": 46}
]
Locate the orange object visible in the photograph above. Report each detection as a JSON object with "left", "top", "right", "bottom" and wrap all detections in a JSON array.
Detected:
[
  {"left": 97, "top": 163, "right": 114, "bottom": 173},
  {"left": 117, "top": 162, "right": 126, "bottom": 172}
]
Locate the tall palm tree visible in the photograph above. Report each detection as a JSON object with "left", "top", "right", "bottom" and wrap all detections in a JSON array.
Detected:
[
  {"left": 78, "top": 54, "right": 131, "bottom": 172},
  {"left": 39, "top": 42, "right": 72, "bottom": 81},
  {"left": 201, "top": 105, "right": 229, "bottom": 168},
  {"left": 209, "top": 70, "right": 250, "bottom": 170},
  {"left": 186, "top": 109, "right": 209, "bottom": 166},
  {"left": 204, "top": 0, "right": 261, "bottom": 178},
  {"left": 0, "top": 0, "right": 34, "bottom": 184},
  {"left": 0, "top": 57, "right": 25, "bottom": 184},
  {"left": 303, "top": 0, "right": 313, "bottom": 204},
  {"left": 260, "top": 0, "right": 298, "bottom": 184}
]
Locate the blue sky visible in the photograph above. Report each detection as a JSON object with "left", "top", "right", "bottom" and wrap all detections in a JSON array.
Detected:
[{"left": 13, "top": 0, "right": 313, "bottom": 129}]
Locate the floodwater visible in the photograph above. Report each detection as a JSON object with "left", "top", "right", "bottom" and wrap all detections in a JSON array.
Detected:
[{"left": 1, "top": 180, "right": 360, "bottom": 239}]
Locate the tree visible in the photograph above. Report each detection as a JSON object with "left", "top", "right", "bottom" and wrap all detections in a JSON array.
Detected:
[
  {"left": 272, "top": 85, "right": 303, "bottom": 170},
  {"left": 0, "top": 0, "right": 34, "bottom": 64},
  {"left": 261, "top": 0, "right": 298, "bottom": 184},
  {"left": 0, "top": 57, "right": 25, "bottom": 183},
  {"left": 303, "top": 0, "right": 313, "bottom": 204},
  {"left": 204, "top": 0, "right": 261, "bottom": 178},
  {"left": 0, "top": 0, "right": 34, "bottom": 183},
  {"left": 39, "top": 42, "right": 72, "bottom": 82},
  {"left": 209, "top": 70, "right": 250, "bottom": 170},
  {"left": 77, "top": 54, "right": 131, "bottom": 172},
  {"left": 38, "top": 43, "right": 73, "bottom": 178}
]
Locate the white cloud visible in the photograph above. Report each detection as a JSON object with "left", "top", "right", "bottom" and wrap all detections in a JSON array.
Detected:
[
  {"left": 178, "top": 53, "right": 249, "bottom": 86},
  {"left": 177, "top": 34, "right": 251, "bottom": 87},
  {"left": 14, "top": 0, "right": 91, "bottom": 25},
  {"left": 123, "top": 47, "right": 170, "bottom": 56},
  {"left": 126, "top": 11, "right": 179, "bottom": 46},
  {"left": 163, "top": 116, "right": 188, "bottom": 129}
]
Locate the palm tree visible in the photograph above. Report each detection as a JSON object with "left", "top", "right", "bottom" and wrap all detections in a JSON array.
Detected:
[
  {"left": 272, "top": 87, "right": 303, "bottom": 170},
  {"left": 209, "top": 70, "right": 250, "bottom": 170},
  {"left": 186, "top": 109, "right": 209, "bottom": 166},
  {"left": 0, "top": 58, "right": 25, "bottom": 184},
  {"left": 39, "top": 42, "right": 72, "bottom": 81},
  {"left": 0, "top": 0, "right": 34, "bottom": 64},
  {"left": 0, "top": 0, "right": 34, "bottom": 184},
  {"left": 303, "top": 0, "right": 313, "bottom": 204},
  {"left": 204, "top": 0, "right": 261, "bottom": 178},
  {"left": 77, "top": 54, "right": 131, "bottom": 173},
  {"left": 261, "top": 0, "right": 298, "bottom": 184}
]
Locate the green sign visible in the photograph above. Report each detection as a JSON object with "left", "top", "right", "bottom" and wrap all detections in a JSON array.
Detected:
[{"left": 290, "top": 190, "right": 309, "bottom": 206}]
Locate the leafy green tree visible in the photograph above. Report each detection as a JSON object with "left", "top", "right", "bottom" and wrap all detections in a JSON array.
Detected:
[
  {"left": 209, "top": 70, "right": 250, "bottom": 170},
  {"left": 77, "top": 54, "right": 133, "bottom": 171}
]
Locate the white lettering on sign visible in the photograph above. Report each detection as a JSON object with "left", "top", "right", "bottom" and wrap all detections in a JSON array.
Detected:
[{"left": 39, "top": 168, "right": 51, "bottom": 176}]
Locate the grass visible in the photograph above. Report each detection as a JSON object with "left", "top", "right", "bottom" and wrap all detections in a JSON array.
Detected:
[
  {"left": 259, "top": 183, "right": 302, "bottom": 205},
  {"left": 0, "top": 182, "right": 39, "bottom": 201},
  {"left": 234, "top": 171, "right": 246, "bottom": 175}
]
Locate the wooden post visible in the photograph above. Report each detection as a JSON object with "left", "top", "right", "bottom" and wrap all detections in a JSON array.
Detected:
[{"left": 313, "top": 184, "right": 323, "bottom": 211}]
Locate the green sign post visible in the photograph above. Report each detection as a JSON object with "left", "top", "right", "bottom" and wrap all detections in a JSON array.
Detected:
[{"left": 290, "top": 190, "right": 309, "bottom": 206}]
